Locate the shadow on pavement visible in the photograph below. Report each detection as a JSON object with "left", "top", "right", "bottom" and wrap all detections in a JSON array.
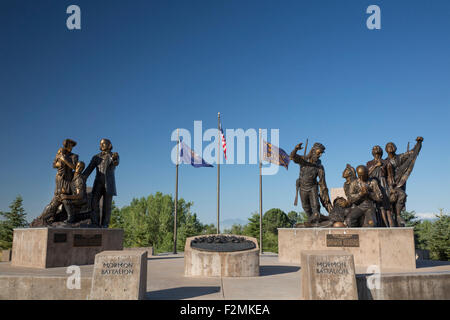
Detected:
[
  {"left": 259, "top": 265, "right": 300, "bottom": 276},
  {"left": 416, "top": 260, "right": 450, "bottom": 268},
  {"left": 146, "top": 286, "right": 221, "bottom": 300}
]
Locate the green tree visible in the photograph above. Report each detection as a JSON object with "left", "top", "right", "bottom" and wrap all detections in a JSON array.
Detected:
[
  {"left": 202, "top": 223, "right": 217, "bottom": 235},
  {"left": 224, "top": 224, "right": 244, "bottom": 235},
  {"left": 287, "top": 211, "right": 308, "bottom": 226},
  {"left": 415, "top": 220, "right": 433, "bottom": 251},
  {"left": 428, "top": 210, "right": 450, "bottom": 261},
  {"left": 0, "top": 196, "right": 29, "bottom": 249},
  {"left": 112, "top": 192, "right": 196, "bottom": 253},
  {"left": 177, "top": 212, "right": 204, "bottom": 251},
  {"left": 400, "top": 210, "right": 420, "bottom": 228},
  {"left": 287, "top": 211, "right": 298, "bottom": 227},
  {"left": 263, "top": 208, "right": 290, "bottom": 234},
  {"left": 109, "top": 201, "right": 124, "bottom": 229},
  {"left": 263, "top": 232, "right": 279, "bottom": 253},
  {"left": 243, "top": 213, "right": 260, "bottom": 240}
]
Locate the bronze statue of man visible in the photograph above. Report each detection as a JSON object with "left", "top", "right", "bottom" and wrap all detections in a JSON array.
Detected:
[
  {"left": 367, "top": 145, "right": 394, "bottom": 227},
  {"left": 83, "top": 139, "right": 119, "bottom": 228},
  {"left": 290, "top": 142, "right": 332, "bottom": 224},
  {"left": 385, "top": 136, "right": 423, "bottom": 226},
  {"left": 345, "top": 165, "right": 382, "bottom": 227}
]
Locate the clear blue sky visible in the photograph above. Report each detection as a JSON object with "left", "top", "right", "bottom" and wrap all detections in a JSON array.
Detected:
[{"left": 1, "top": 0, "right": 449, "bottom": 224}]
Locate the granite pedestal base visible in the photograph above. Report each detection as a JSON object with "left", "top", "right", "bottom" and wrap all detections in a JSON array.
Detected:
[
  {"left": 278, "top": 228, "right": 416, "bottom": 271},
  {"left": 11, "top": 227, "right": 123, "bottom": 268}
]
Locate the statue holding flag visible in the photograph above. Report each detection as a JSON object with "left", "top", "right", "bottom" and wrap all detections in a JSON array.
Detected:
[
  {"left": 290, "top": 142, "right": 332, "bottom": 224},
  {"left": 385, "top": 136, "right": 423, "bottom": 226}
]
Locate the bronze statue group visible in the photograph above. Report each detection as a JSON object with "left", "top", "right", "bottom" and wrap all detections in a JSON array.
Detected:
[
  {"left": 31, "top": 135, "right": 422, "bottom": 229},
  {"left": 31, "top": 138, "right": 119, "bottom": 228},
  {"left": 290, "top": 137, "right": 423, "bottom": 228}
]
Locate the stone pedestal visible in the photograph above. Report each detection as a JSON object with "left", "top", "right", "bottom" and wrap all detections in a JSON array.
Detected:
[
  {"left": 301, "top": 250, "right": 357, "bottom": 300},
  {"left": 90, "top": 250, "right": 147, "bottom": 300},
  {"left": 11, "top": 228, "right": 123, "bottom": 268},
  {"left": 1, "top": 249, "right": 11, "bottom": 262},
  {"left": 278, "top": 228, "right": 416, "bottom": 271},
  {"left": 184, "top": 235, "right": 260, "bottom": 277}
]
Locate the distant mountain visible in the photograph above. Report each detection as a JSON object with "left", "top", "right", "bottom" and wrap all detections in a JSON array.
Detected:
[
  {"left": 415, "top": 212, "right": 440, "bottom": 221},
  {"left": 220, "top": 218, "right": 248, "bottom": 230}
]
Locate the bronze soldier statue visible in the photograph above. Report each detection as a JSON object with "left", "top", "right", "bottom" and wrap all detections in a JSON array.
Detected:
[
  {"left": 83, "top": 139, "right": 119, "bottom": 228},
  {"left": 385, "top": 136, "right": 423, "bottom": 226},
  {"left": 290, "top": 142, "right": 332, "bottom": 224},
  {"left": 367, "top": 145, "right": 394, "bottom": 227}
]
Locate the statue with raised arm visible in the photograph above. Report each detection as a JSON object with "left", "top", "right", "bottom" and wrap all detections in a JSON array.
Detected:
[
  {"left": 290, "top": 142, "right": 332, "bottom": 224},
  {"left": 385, "top": 136, "right": 423, "bottom": 226},
  {"left": 83, "top": 139, "right": 119, "bottom": 228}
]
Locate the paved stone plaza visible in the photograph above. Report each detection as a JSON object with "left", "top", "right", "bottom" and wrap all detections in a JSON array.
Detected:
[{"left": 1, "top": 252, "right": 449, "bottom": 300}]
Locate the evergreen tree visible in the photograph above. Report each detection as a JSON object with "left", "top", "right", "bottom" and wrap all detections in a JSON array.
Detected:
[
  {"left": 415, "top": 220, "right": 433, "bottom": 251},
  {"left": 202, "top": 223, "right": 217, "bottom": 235},
  {"left": 400, "top": 210, "right": 420, "bottom": 228},
  {"left": 263, "top": 208, "right": 290, "bottom": 234},
  {"left": 287, "top": 211, "right": 298, "bottom": 227},
  {"left": 0, "top": 196, "right": 28, "bottom": 249},
  {"left": 428, "top": 210, "right": 450, "bottom": 261},
  {"left": 177, "top": 212, "right": 203, "bottom": 251},
  {"left": 287, "top": 211, "right": 308, "bottom": 226},
  {"left": 243, "top": 213, "right": 260, "bottom": 240},
  {"left": 109, "top": 201, "right": 124, "bottom": 229},
  {"left": 224, "top": 224, "right": 244, "bottom": 235}
]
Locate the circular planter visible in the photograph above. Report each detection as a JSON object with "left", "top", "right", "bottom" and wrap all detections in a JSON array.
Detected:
[{"left": 184, "top": 234, "right": 260, "bottom": 277}]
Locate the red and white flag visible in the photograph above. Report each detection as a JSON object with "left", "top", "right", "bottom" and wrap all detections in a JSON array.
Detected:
[{"left": 219, "top": 123, "right": 227, "bottom": 160}]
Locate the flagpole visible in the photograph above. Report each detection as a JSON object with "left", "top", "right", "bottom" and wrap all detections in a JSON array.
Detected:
[
  {"left": 173, "top": 128, "right": 179, "bottom": 254},
  {"left": 259, "top": 129, "right": 263, "bottom": 255},
  {"left": 217, "top": 112, "right": 220, "bottom": 234}
]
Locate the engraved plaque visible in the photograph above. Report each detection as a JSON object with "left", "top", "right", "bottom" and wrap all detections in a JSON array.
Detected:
[
  {"left": 73, "top": 234, "right": 102, "bottom": 247},
  {"left": 54, "top": 233, "right": 67, "bottom": 243},
  {"left": 326, "top": 234, "right": 359, "bottom": 247}
]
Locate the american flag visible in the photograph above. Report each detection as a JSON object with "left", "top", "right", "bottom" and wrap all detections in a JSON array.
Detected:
[{"left": 219, "top": 123, "right": 227, "bottom": 160}]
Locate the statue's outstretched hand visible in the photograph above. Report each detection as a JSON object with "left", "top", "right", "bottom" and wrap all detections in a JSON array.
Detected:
[
  {"left": 295, "top": 143, "right": 303, "bottom": 151},
  {"left": 416, "top": 136, "right": 424, "bottom": 142}
]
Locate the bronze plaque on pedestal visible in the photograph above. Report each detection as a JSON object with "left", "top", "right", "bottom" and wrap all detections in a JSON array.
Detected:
[
  {"left": 73, "top": 234, "right": 102, "bottom": 247},
  {"left": 326, "top": 234, "right": 359, "bottom": 247},
  {"left": 53, "top": 233, "right": 67, "bottom": 243}
]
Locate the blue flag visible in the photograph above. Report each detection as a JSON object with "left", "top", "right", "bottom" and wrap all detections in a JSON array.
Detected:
[
  {"left": 179, "top": 141, "right": 213, "bottom": 168},
  {"left": 262, "top": 140, "right": 290, "bottom": 170}
]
